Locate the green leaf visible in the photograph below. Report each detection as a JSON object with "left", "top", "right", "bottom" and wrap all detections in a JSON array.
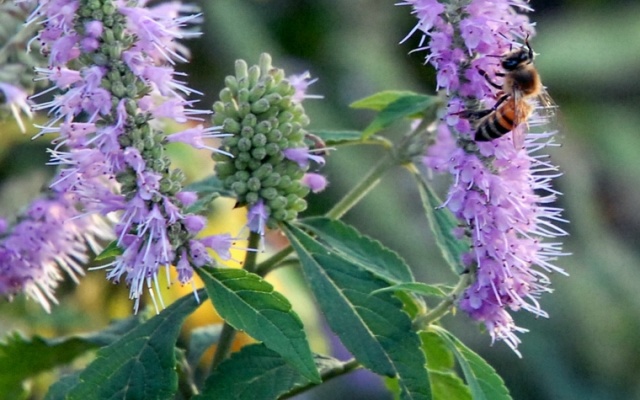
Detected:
[
  {"left": 415, "top": 175, "right": 470, "bottom": 274},
  {"left": 393, "top": 290, "right": 424, "bottom": 320},
  {"left": 0, "top": 333, "right": 95, "bottom": 397},
  {"left": 421, "top": 332, "right": 471, "bottom": 399},
  {"left": 299, "top": 217, "right": 414, "bottom": 284},
  {"left": 307, "top": 130, "right": 363, "bottom": 146},
  {"left": 429, "top": 370, "right": 472, "bottom": 400},
  {"left": 196, "top": 344, "right": 345, "bottom": 400},
  {"left": 285, "top": 223, "right": 431, "bottom": 400},
  {"left": 420, "top": 331, "right": 455, "bottom": 372},
  {"left": 187, "top": 324, "right": 223, "bottom": 368},
  {"left": 198, "top": 267, "right": 320, "bottom": 383},
  {"left": 373, "top": 283, "right": 448, "bottom": 298},
  {"left": 350, "top": 90, "right": 421, "bottom": 111},
  {"left": 94, "top": 240, "right": 123, "bottom": 261},
  {"left": 361, "top": 94, "right": 439, "bottom": 138},
  {"left": 45, "top": 372, "right": 81, "bottom": 400},
  {"left": 183, "top": 175, "right": 235, "bottom": 214},
  {"left": 384, "top": 375, "right": 402, "bottom": 400},
  {"left": 66, "top": 292, "right": 205, "bottom": 400},
  {"left": 432, "top": 327, "right": 512, "bottom": 400},
  {"left": 0, "top": 316, "right": 140, "bottom": 397}
]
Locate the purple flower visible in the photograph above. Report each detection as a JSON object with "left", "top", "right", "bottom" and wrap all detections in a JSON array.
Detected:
[
  {"left": 247, "top": 200, "right": 268, "bottom": 236},
  {"left": 288, "top": 72, "right": 322, "bottom": 103},
  {"left": 302, "top": 173, "right": 328, "bottom": 193},
  {"left": 31, "top": 0, "right": 232, "bottom": 311},
  {"left": 283, "top": 148, "right": 326, "bottom": 168},
  {"left": 0, "top": 193, "right": 112, "bottom": 312},
  {"left": 166, "top": 125, "right": 232, "bottom": 155},
  {"left": 404, "top": 0, "right": 567, "bottom": 353},
  {"left": 0, "top": 83, "right": 33, "bottom": 133}
]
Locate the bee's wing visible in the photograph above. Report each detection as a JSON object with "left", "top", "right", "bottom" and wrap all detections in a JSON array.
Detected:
[
  {"left": 511, "top": 89, "right": 532, "bottom": 150},
  {"left": 530, "top": 87, "right": 559, "bottom": 129}
]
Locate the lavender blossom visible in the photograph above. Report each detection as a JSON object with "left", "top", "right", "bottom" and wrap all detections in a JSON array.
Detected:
[
  {"left": 0, "top": 1, "right": 116, "bottom": 311},
  {"left": 0, "top": 83, "right": 33, "bottom": 133},
  {"left": 403, "top": 0, "right": 568, "bottom": 353},
  {"left": 0, "top": 192, "right": 113, "bottom": 312},
  {"left": 0, "top": 1, "right": 46, "bottom": 132},
  {"left": 30, "top": 0, "right": 232, "bottom": 311}
]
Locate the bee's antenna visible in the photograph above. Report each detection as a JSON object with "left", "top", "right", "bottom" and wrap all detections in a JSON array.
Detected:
[{"left": 524, "top": 34, "right": 533, "bottom": 59}]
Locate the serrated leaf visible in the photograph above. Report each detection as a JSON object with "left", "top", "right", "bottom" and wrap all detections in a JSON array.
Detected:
[
  {"left": 393, "top": 290, "right": 424, "bottom": 319},
  {"left": 45, "top": 372, "right": 81, "bottom": 400},
  {"left": 298, "top": 217, "right": 414, "bottom": 284},
  {"left": 388, "top": 369, "right": 471, "bottom": 400},
  {"left": 420, "top": 331, "right": 455, "bottom": 372},
  {"left": 196, "top": 344, "right": 345, "bottom": 400},
  {"left": 350, "top": 90, "right": 420, "bottom": 111},
  {"left": 384, "top": 375, "right": 402, "bottom": 400},
  {"left": 187, "top": 324, "right": 223, "bottom": 368},
  {"left": 432, "top": 327, "right": 512, "bottom": 400},
  {"left": 183, "top": 175, "right": 235, "bottom": 214},
  {"left": 198, "top": 267, "right": 320, "bottom": 383},
  {"left": 421, "top": 332, "right": 471, "bottom": 399},
  {"left": 1, "top": 316, "right": 140, "bottom": 397},
  {"left": 416, "top": 175, "right": 469, "bottom": 274},
  {"left": 66, "top": 292, "right": 205, "bottom": 400},
  {"left": 373, "top": 283, "right": 447, "bottom": 298},
  {"left": 429, "top": 370, "right": 472, "bottom": 400},
  {"left": 94, "top": 240, "right": 123, "bottom": 261},
  {"left": 361, "top": 94, "right": 439, "bottom": 138},
  {"left": 307, "top": 130, "right": 363, "bottom": 146},
  {"left": 285, "top": 223, "right": 431, "bottom": 400}
]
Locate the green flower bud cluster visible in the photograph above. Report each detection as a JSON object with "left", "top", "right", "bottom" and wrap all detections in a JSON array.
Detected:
[{"left": 213, "top": 53, "right": 313, "bottom": 229}]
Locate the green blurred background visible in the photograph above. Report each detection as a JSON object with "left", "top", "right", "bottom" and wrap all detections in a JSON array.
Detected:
[{"left": 2, "top": 0, "right": 640, "bottom": 399}]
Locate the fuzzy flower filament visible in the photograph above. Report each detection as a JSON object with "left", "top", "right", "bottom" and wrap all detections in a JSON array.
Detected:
[
  {"left": 31, "top": 0, "right": 232, "bottom": 311},
  {"left": 403, "top": 0, "right": 568, "bottom": 353}
]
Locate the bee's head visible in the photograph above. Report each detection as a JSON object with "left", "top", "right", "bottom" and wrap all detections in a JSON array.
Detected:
[{"left": 501, "top": 38, "right": 534, "bottom": 70}]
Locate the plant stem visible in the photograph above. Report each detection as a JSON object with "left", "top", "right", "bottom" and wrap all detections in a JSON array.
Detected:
[
  {"left": 413, "top": 272, "right": 471, "bottom": 329},
  {"left": 210, "top": 322, "right": 236, "bottom": 371},
  {"left": 325, "top": 153, "right": 395, "bottom": 220},
  {"left": 280, "top": 358, "right": 361, "bottom": 399},
  {"left": 210, "top": 231, "right": 262, "bottom": 370},
  {"left": 254, "top": 244, "right": 293, "bottom": 277},
  {"left": 243, "top": 231, "right": 262, "bottom": 273},
  {"left": 177, "top": 352, "right": 199, "bottom": 399}
]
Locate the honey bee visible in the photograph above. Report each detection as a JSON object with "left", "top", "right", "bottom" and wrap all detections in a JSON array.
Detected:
[{"left": 471, "top": 38, "right": 554, "bottom": 148}]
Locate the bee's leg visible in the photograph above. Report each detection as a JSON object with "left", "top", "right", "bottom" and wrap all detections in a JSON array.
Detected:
[
  {"left": 477, "top": 68, "right": 503, "bottom": 90},
  {"left": 492, "top": 93, "right": 510, "bottom": 109},
  {"left": 463, "top": 108, "right": 493, "bottom": 120},
  {"left": 463, "top": 93, "right": 511, "bottom": 121}
]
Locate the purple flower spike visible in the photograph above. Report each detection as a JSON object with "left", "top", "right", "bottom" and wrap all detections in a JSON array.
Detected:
[
  {"left": 30, "top": 0, "right": 233, "bottom": 311},
  {"left": 403, "top": 0, "right": 568, "bottom": 354}
]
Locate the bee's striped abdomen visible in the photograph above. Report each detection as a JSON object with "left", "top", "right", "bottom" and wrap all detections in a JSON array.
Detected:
[{"left": 475, "top": 100, "right": 516, "bottom": 141}]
